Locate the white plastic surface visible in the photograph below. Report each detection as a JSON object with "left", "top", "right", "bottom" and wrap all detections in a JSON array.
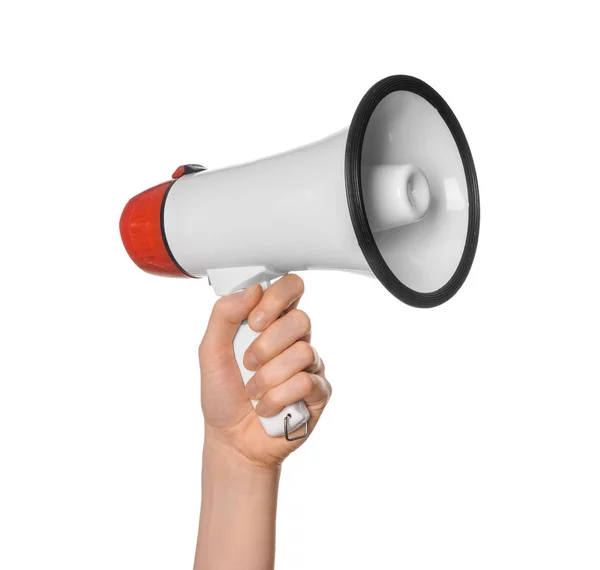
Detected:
[
  {"left": 207, "top": 266, "right": 284, "bottom": 297},
  {"left": 163, "top": 131, "right": 372, "bottom": 277},
  {"left": 361, "top": 90, "right": 470, "bottom": 293},
  {"left": 164, "top": 97, "right": 469, "bottom": 298},
  {"left": 362, "top": 164, "right": 430, "bottom": 233}
]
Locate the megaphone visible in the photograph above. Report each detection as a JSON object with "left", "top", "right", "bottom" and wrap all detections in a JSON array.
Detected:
[{"left": 120, "top": 75, "right": 480, "bottom": 440}]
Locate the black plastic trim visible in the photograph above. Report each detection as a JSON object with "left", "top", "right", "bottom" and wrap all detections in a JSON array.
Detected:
[
  {"left": 182, "top": 164, "right": 206, "bottom": 175},
  {"left": 345, "top": 75, "right": 480, "bottom": 308}
]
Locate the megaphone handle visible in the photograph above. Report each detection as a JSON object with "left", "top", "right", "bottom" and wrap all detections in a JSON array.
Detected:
[{"left": 232, "top": 284, "right": 310, "bottom": 440}]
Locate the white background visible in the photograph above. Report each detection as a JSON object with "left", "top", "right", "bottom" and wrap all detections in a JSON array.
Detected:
[{"left": 1, "top": 1, "right": 599, "bottom": 569}]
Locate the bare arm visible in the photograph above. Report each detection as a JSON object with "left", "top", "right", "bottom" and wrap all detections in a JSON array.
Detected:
[
  {"left": 194, "top": 275, "right": 331, "bottom": 570},
  {"left": 196, "top": 441, "right": 280, "bottom": 570}
]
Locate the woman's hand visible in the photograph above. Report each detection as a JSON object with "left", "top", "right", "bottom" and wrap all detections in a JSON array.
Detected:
[
  {"left": 199, "top": 274, "right": 332, "bottom": 469},
  {"left": 195, "top": 274, "right": 330, "bottom": 569}
]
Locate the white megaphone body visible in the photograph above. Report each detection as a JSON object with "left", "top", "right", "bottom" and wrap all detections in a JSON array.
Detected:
[{"left": 120, "top": 75, "right": 480, "bottom": 440}]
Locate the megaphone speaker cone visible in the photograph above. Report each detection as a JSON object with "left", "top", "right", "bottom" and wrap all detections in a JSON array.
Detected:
[{"left": 345, "top": 75, "right": 480, "bottom": 308}]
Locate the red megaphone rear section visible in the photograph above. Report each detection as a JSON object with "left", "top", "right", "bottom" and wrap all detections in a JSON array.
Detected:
[{"left": 119, "top": 181, "right": 188, "bottom": 277}]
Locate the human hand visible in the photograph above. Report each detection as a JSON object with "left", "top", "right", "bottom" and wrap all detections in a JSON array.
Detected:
[{"left": 199, "top": 274, "right": 331, "bottom": 469}]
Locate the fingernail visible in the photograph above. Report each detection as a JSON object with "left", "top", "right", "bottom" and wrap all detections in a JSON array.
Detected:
[
  {"left": 250, "top": 311, "right": 266, "bottom": 330},
  {"left": 244, "top": 351, "right": 259, "bottom": 370},
  {"left": 245, "top": 380, "right": 258, "bottom": 399}
]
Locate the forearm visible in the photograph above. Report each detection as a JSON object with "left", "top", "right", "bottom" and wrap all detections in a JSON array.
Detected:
[{"left": 194, "top": 437, "right": 281, "bottom": 570}]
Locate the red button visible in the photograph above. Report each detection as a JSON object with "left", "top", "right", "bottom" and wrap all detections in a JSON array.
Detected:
[
  {"left": 172, "top": 164, "right": 206, "bottom": 179},
  {"left": 171, "top": 165, "right": 187, "bottom": 179}
]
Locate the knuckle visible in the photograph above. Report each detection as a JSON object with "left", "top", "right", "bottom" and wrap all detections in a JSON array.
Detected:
[
  {"left": 252, "top": 369, "right": 268, "bottom": 393},
  {"left": 298, "top": 371, "right": 315, "bottom": 394},
  {"left": 295, "top": 341, "right": 315, "bottom": 365},
  {"left": 289, "top": 309, "right": 311, "bottom": 334},
  {"left": 323, "top": 377, "right": 333, "bottom": 399},
  {"left": 212, "top": 296, "right": 230, "bottom": 317},
  {"left": 250, "top": 338, "right": 269, "bottom": 363},
  {"left": 199, "top": 338, "right": 215, "bottom": 359},
  {"left": 261, "top": 392, "right": 277, "bottom": 411},
  {"left": 199, "top": 344, "right": 211, "bottom": 364}
]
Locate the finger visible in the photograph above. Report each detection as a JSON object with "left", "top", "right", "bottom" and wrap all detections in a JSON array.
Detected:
[
  {"left": 255, "top": 372, "right": 331, "bottom": 418},
  {"left": 245, "top": 341, "right": 322, "bottom": 400},
  {"left": 243, "top": 309, "right": 311, "bottom": 370},
  {"left": 199, "top": 285, "right": 262, "bottom": 359},
  {"left": 285, "top": 296, "right": 311, "bottom": 344},
  {"left": 247, "top": 274, "right": 304, "bottom": 332},
  {"left": 286, "top": 294, "right": 303, "bottom": 313}
]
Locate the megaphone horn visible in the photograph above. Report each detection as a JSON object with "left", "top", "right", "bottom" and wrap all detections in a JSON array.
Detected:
[{"left": 120, "top": 75, "right": 480, "bottom": 439}]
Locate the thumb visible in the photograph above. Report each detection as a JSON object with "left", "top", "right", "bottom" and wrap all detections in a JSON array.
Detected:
[{"left": 200, "top": 285, "right": 263, "bottom": 356}]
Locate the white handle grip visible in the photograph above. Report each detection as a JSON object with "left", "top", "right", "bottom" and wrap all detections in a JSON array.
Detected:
[{"left": 232, "top": 290, "right": 310, "bottom": 438}]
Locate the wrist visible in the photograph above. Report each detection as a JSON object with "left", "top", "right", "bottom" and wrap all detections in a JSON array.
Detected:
[{"left": 203, "top": 426, "right": 282, "bottom": 477}]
